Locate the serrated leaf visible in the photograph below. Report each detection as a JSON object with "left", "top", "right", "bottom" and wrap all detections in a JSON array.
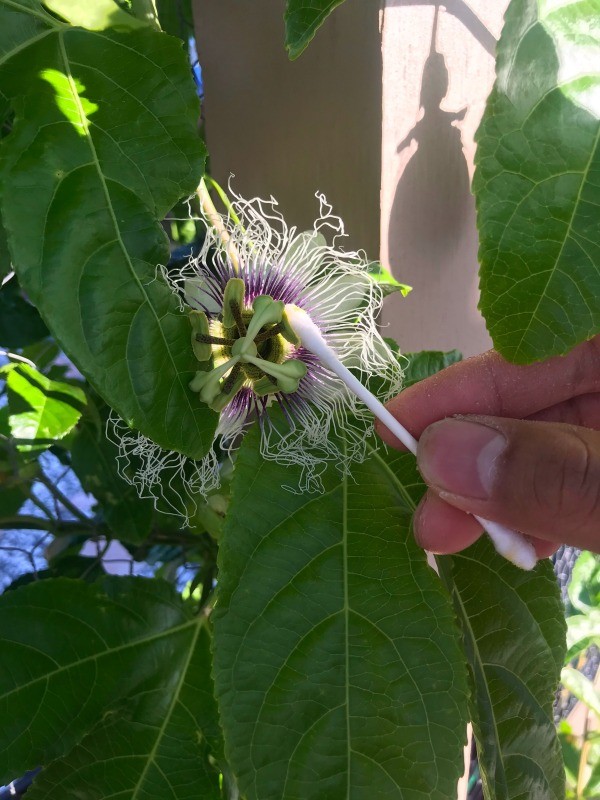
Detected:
[
  {"left": 438, "top": 541, "right": 567, "bottom": 800},
  {"left": 0, "top": 1, "right": 218, "bottom": 459},
  {"left": 475, "top": 0, "right": 600, "bottom": 363},
  {"left": 0, "top": 577, "right": 223, "bottom": 798},
  {"left": 284, "top": 0, "right": 348, "bottom": 59},
  {"left": 212, "top": 427, "right": 469, "bottom": 800},
  {"left": 71, "top": 418, "right": 154, "bottom": 544},
  {"left": 0, "top": 275, "right": 48, "bottom": 347},
  {"left": 5, "top": 362, "right": 85, "bottom": 450}
]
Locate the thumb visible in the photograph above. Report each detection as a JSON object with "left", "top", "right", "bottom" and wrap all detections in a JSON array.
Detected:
[{"left": 417, "top": 415, "right": 600, "bottom": 552}]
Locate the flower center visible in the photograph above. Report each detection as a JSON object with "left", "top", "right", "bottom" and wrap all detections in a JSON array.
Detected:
[{"left": 189, "top": 279, "right": 306, "bottom": 412}]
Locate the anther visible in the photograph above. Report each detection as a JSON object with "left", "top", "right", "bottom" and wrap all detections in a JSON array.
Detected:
[
  {"left": 195, "top": 333, "right": 236, "bottom": 346},
  {"left": 254, "top": 322, "right": 285, "bottom": 343},
  {"left": 222, "top": 362, "right": 242, "bottom": 394},
  {"left": 229, "top": 301, "right": 247, "bottom": 336}
]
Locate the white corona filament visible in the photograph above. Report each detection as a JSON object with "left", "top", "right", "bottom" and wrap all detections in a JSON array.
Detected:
[{"left": 285, "top": 305, "right": 538, "bottom": 571}]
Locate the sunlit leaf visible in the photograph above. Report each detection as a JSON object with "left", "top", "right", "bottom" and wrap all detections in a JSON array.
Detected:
[
  {"left": 0, "top": 1, "right": 218, "bottom": 459},
  {"left": 565, "top": 609, "right": 600, "bottom": 661},
  {"left": 0, "top": 577, "right": 222, "bottom": 799},
  {"left": 475, "top": 0, "right": 600, "bottom": 362},
  {"left": 4, "top": 362, "right": 85, "bottom": 450},
  {"left": 568, "top": 550, "right": 600, "bottom": 613},
  {"left": 213, "top": 427, "right": 469, "bottom": 800},
  {"left": 367, "top": 261, "right": 412, "bottom": 298},
  {"left": 561, "top": 666, "right": 600, "bottom": 718},
  {"left": 44, "top": 0, "right": 148, "bottom": 30}
]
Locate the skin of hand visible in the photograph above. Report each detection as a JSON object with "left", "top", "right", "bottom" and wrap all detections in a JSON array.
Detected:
[{"left": 377, "top": 336, "right": 600, "bottom": 559}]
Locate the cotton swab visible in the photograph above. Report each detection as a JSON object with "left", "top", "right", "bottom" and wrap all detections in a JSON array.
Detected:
[{"left": 284, "top": 305, "right": 537, "bottom": 571}]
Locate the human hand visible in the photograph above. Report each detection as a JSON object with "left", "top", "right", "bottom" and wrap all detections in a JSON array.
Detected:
[{"left": 378, "top": 337, "right": 600, "bottom": 559}]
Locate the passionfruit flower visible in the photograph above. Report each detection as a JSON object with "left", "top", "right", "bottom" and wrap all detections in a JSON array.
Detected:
[{"left": 110, "top": 187, "right": 404, "bottom": 519}]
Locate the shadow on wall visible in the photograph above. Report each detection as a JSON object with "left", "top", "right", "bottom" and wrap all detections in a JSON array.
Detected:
[{"left": 389, "top": 4, "right": 471, "bottom": 267}]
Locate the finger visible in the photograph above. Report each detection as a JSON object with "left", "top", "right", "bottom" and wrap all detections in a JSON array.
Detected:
[
  {"left": 528, "top": 392, "right": 600, "bottom": 429},
  {"left": 413, "top": 490, "right": 559, "bottom": 559},
  {"left": 378, "top": 336, "right": 600, "bottom": 450},
  {"left": 416, "top": 415, "right": 600, "bottom": 551},
  {"left": 413, "top": 490, "right": 483, "bottom": 553}
]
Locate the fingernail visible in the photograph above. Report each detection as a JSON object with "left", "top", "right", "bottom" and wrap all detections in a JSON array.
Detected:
[{"left": 417, "top": 419, "right": 506, "bottom": 499}]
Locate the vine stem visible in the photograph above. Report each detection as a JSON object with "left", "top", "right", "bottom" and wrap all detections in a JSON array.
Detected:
[
  {"left": 197, "top": 178, "right": 240, "bottom": 274},
  {"left": 285, "top": 305, "right": 537, "bottom": 571}
]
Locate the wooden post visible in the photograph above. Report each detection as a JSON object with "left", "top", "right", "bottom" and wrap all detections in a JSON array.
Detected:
[
  {"left": 381, "top": 1, "right": 509, "bottom": 357},
  {"left": 193, "top": 0, "right": 382, "bottom": 257}
]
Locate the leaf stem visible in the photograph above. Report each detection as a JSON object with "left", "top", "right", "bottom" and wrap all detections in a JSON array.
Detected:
[
  {"left": 203, "top": 175, "right": 244, "bottom": 228},
  {"left": 37, "top": 471, "right": 93, "bottom": 527},
  {"left": 197, "top": 178, "right": 241, "bottom": 274}
]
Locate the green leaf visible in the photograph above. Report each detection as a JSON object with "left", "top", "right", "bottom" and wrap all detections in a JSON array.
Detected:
[
  {"left": 367, "top": 261, "right": 412, "bottom": 298},
  {"left": 0, "top": 577, "right": 223, "bottom": 798},
  {"left": 0, "top": 275, "right": 48, "bottom": 347},
  {"left": 401, "top": 349, "right": 462, "bottom": 388},
  {"left": 0, "top": 213, "right": 10, "bottom": 278},
  {"left": 284, "top": 0, "right": 348, "bottom": 59},
  {"left": 213, "top": 427, "right": 469, "bottom": 800},
  {"left": 5, "top": 362, "right": 85, "bottom": 450},
  {"left": 44, "top": 0, "right": 149, "bottom": 30},
  {"left": 568, "top": 550, "right": 600, "bottom": 613},
  {"left": 155, "top": 0, "right": 193, "bottom": 40},
  {"left": 438, "top": 541, "right": 567, "bottom": 800},
  {"left": 475, "top": 0, "right": 600, "bottom": 363},
  {"left": 565, "top": 609, "right": 600, "bottom": 661},
  {"left": 561, "top": 666, "right": 600, "bottom": 718},
  {"left": 0, "top": 1, "right": 218, "bottom": 459},
  {"left": 71, "top": 418, "right": 154, "bottom": 544}
]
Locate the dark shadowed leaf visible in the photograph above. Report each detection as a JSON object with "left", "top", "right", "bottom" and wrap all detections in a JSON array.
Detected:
[
  {"left": 71, "top": 418, "right": 154, "bottom": 544},
  {"left": 213, "top": 425, "right": 469, "bottom": 800},
  {"left": 401, "top": 349, "right": 462, "bottom": 387},
  {"left": 0, "top": 275, "right": 48, "bottom": 348},
  {"left": 0, "top": 577, "right": 223, "bottom": 799},
  {"left": 475, "top": 0, "right": 600, "bottom": 362},
  {"left": 438, "top": 541, "right": 566, "bottom": 800},
  {"left": 0, "top": 1, "right": 217, "bottom": 458}
]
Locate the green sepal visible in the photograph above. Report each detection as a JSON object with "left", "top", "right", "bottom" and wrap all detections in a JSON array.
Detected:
[
  {"left": 222, "top": 279, "right": 246, "bottom": 328},
  {"left": 209, "top": 373, "right": 247, "bottom": 412},
  {"left": 245, "top": 295, "right": 285, "bottom": 341},
  {"left": 189, "top": 311, "right": 212, "bottom": 362},
  {"left": 253, "top": 376, "right": 280, "bottom": 397},
  {"left": 245, "top": 356, "right": 307, "bottom": 394},
  {"left": 189, "top": 357, "right": 239, "bottom": 405}
]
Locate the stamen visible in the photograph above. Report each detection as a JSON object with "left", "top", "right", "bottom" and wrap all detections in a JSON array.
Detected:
[
  {"left": 229, "top": 301, "right": 247, "bottom": 336},
  {"left": 195, "top": 333, "right": 236, "bottom": 346},
  {"left": 254, "top": 322, "right": 285, "bottom": 343},
  {"left": 222, "top": 362, "right": 243, "bottom": 394}
]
